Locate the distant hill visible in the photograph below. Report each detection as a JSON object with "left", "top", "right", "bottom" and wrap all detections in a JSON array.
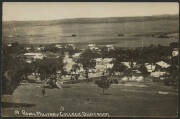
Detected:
[
  {"left": 2, "top": 14, "right": 179, "bottom": 47},
  {"left": 3, "top": 14, "right": 179, "bottom": 26}
]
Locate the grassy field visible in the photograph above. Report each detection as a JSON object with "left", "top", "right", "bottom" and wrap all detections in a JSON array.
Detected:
[
  {"left": 3, "top": 15, "right": 179, "bottom": 48},
  {"left": 2, "top": 81, "right": 178, "bottom": 117}
]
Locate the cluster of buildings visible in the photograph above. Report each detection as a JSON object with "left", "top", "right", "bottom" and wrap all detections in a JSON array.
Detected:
[
  {"left": 6, "top": 42, "right": 178, "bottom": 82},
  {"left": 88, "top": 44, "right": 100, "bottom": 51},
  {"left": 111, "top": 60, "right": 173, "bottom": 82},
  {"left": 24, "top": 52, "right": 46, "bottom": 63},
  {"left": 95, "top": 58, "right": 113, "bottom": 72},
  {"left": 145, "top": 61, "right": 170, "bottom": 79},
  {"left": 88, "top": 44, "right": 115, "bottom": 52}
]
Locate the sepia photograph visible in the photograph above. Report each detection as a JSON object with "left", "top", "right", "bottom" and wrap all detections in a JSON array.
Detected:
[{"left": 1, "top": 2, "right": 179, "bottom": 117}]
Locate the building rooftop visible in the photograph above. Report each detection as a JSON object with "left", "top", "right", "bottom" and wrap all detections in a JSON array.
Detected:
[{"left": 156, "top": 61, "right": 170, "bottom": 68}]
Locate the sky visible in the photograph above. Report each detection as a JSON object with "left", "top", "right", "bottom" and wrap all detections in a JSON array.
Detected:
[{"left": 3, "top": 2, "right": 179, "bottom": 21}]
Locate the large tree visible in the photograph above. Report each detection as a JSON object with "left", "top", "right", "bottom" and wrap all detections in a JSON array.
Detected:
[
  {"left": 110, "top": 59, "right": 128, "bottom": 76},
  {"left": 70, "top": 64, "right": 81, "bottom": 80},
  {"left": 2, "top": 42, "right": 26, "bottom": 94},
  {"left": 78, "top": 49, "right": 97, "bottom": 81},
  {"left": 138, "top": 64, "right": 149, "bottom": 80},
  {"left": 164, "top": 65, "right": 178, "bottom": 87},
  {"left": 64, "top": 44, "right": 80, "bottom": 57},
  {"left": 95, "top": 75, "right": 111, "bottom": 95},
  {"left": 35, "top": 57, "right": 65, "bottom": 81}
]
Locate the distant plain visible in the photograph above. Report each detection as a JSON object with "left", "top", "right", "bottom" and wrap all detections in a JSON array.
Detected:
[{"left": 3, "top": 15, "right": 179, "bottom": 48}]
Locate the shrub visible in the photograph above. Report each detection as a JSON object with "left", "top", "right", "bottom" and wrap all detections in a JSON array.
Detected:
[{"left": 95, "top": 76, "right": 111, "bottom": 95}]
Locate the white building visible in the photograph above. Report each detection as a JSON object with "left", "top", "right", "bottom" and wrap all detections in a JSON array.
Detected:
[
  {"left": 24, "top": 53, "right": 45, "bottom": 60},
  {"left": 7, "top": 43, "right": 12, "bottom": 47},
  {"left": 145, "top": 63, "right": 156, "bottom": 73},
  {"left": 72, "top": 53, "right": 82, "bottom": 59},
  {"left": 121, "top": 76, "right": 144, "bottom": 82},
  {"left": 66, "top": 44, "right": 75, "bottom": 49},
  {"left": 95, "top": 58, "right": 113, "bottom": 72},
  {"left": 63, "top": 52, "right": 75, "bottom": 72},
  {"left": 95, "top": 58, "right": 113, "bottom": 65},
  {"left": 36, "top": 46, "right": 45, "bottom": 51},
  {"left": 7, "top": 35, "right": 14, "bottom": 38},
  {"left": 150, "top": 61, "right": 170, "bottom": 78},
  {"left": 172, "top": 48, "right": 179, "bottom": 57},
  {"left": 156, "top": 61, "right": 170, "bottom": 68},
  {"left": 88, "top": 44, "right": 95, "bottom": 47},
  {"left": 106, "top": 45, "right": 114, "bottom": 51},
  {"left": 106, "top": 64, "right": 114, "bottom": 69},
  {"left": 103, "top": 58, "right": 113, "bottom": 63},
  {"left": 121, "top": 62, "right": 137, "bottom": 69},
  {"left": 55, "top": 44, "right": 62, "bottom": 49},
  {"left": 88, "top": 44, "right": 100, "bottom": 51},
  {"left": 129, "top": 76, "right": 144, "bottom": 82},
  {"left": 26, "top": 59, "right": 32, "bottom": 63},
  {"left": 151, "top": 71, "right": 166, "bottom": 78},
  {"left": 95, "top": 58, "right": 103, "bottom": 64},
  {"left": 25, "top": 47, "right": 31, "bottom": 51}
]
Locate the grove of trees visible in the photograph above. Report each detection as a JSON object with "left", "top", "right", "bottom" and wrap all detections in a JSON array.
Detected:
[{"left": 2, "top": 42, "right": 179, "bottom": 94}]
